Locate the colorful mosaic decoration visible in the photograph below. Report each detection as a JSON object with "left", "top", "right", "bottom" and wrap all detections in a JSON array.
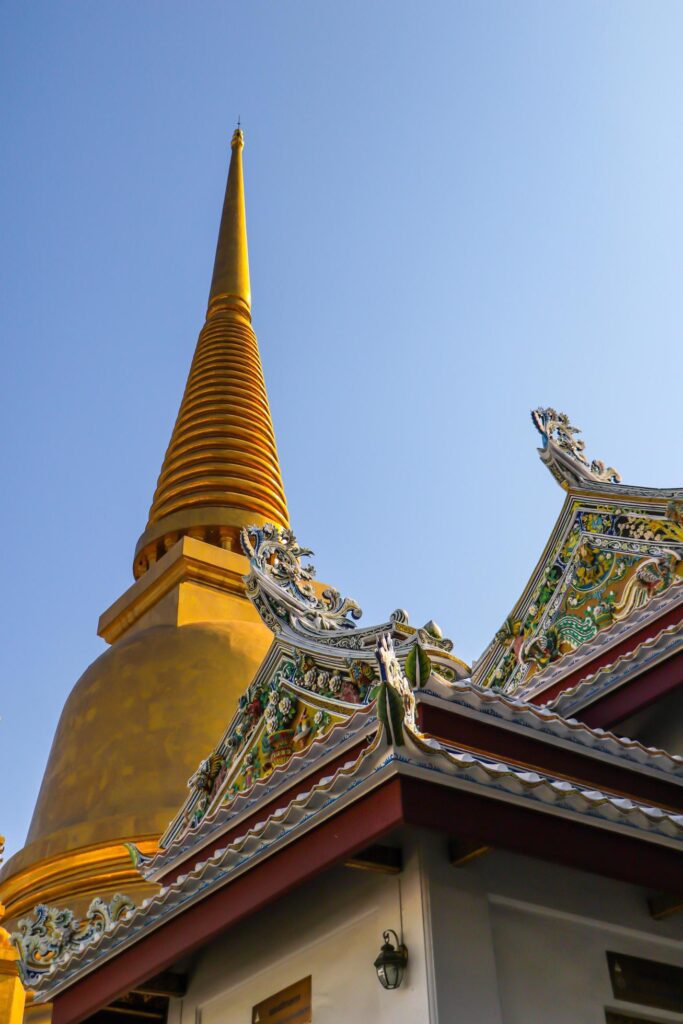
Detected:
[
  {"left": 474, "top": 412, "right": 683, "bottom": 694},
  {"left": 157, "top": 526, "right": 469, "bottom": 847},
  {"left": 182, "top": 653, "right": 357, "bottom": 830},
  {"left": 11, "top": 894, "right": 135, "bottom": 985}
]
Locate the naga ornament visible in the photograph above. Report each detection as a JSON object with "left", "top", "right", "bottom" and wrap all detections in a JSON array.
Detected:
[
  {"left": 12, "top": 893, "right": 135, "bottom": 984},
  {"left": 371, "top": 634, "right": 418, "bottom": 746},
  {"left": 241, "top": 524, "right": 362, "bottom": 634}
]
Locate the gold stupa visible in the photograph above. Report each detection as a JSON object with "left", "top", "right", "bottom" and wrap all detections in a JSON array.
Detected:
[{"left": 0, "top": 128, "right": 288, "bottom": 923}]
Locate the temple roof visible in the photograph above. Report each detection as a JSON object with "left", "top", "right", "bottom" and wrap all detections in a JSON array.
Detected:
[
  {"left": 473, "top": 408, "right": 683, "bottom": 697},
  {"left": 149, "top": 523, "right": 468, "bottom": 864},
  {"left": 18, "top": 651, "right": 683, "bottom": 1001},
  {"left": 15, "top": 519, "right": 683, "bottom": 1008}
]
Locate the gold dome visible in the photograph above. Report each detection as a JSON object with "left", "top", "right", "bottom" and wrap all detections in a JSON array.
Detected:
[
  {"left": 28, "top": 619, "right": 270, "bottom": 856},
  {"left": 0, "top": 604, "right": 272, "bottom": 921}
]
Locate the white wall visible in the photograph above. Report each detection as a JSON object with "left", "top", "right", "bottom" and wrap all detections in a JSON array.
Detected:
[
  {"left": 170, "top": 835, "right": 434, "bottom": 1024},
  {"left": 169, "top": 831, "right": 683, "bottom": 1024},
  {"left": 424, "top": 837, "right": 683, "bottom": 1024}
]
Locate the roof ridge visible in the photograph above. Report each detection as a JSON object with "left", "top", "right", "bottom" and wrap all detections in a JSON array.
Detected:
[{"left": 424, "top": 674, "right": 683, "bottom": 772}]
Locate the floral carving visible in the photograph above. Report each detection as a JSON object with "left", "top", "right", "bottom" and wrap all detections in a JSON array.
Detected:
[
  {"left": 264, "top": 684, "right": 297, "bottom": 734},
  {"left": 262, "top": 684, "right": 298, "bottom": 766},
  {"left": 294, "top": 651, "right": 373, "bottom": 704}
]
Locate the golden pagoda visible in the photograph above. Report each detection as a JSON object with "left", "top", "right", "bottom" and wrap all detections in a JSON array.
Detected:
[{"left": 0, "top": 128, "right": 289, "bottom": 924}]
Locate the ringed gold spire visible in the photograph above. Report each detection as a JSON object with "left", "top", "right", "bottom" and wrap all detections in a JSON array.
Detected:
[
  {"left": 134, "top": 128, "right": 289, "bottom": 578},
  {"left": 0, "top": 126, "right": 286, "bottom": 931}
]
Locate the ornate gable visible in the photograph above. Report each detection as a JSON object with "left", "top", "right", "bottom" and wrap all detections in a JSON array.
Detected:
[
  {"left": 474, "top": 410, "right": 683, "bottom": 695},
  {"left": 151, "top": 525, "right": 469, "bottom": 859}
]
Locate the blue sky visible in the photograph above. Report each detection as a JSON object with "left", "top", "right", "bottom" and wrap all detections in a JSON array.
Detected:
[{"left": 2, "top": 2, "right": 683, "bottom": 858}]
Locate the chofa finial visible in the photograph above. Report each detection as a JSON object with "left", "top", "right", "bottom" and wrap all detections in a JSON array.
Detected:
[
  {"left": 531, "top": 408, "right": 621, "bottom": 487},
  {"left": 240, "top": 524, "right": 362, "bottom": 634}
]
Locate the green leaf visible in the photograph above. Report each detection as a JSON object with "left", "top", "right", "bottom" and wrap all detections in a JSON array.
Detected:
[
  {"left": 123, "top": 842, "right": 141, "bottom": 868},
  {"left": 405, "top": 642, "right": 431, "bottom": 688},
  {"left": 375, "top": 680, "right": 405, "bottom": 745}
]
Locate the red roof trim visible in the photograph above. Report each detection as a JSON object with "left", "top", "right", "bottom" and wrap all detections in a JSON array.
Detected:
[
  {"left": 530, "top": 606, "right": 683, "bottom": 707},
  {"left": 53, "top": 779, "right": 404, "bottom": 1024},
  {"left": 402, "top": 776, "right": 683, "bottom": 890},
  {"left": 578, "top": 653, "right": 683, "bottom": 730},
  {"left": 418, "top": 703, "right": 682, "bottom": 811},
  {"left": 52, "top": 773, "right": 683, "bottom": 1024},
  {"left": 160, "top": 736, "right": 372, "bottom": 885}
]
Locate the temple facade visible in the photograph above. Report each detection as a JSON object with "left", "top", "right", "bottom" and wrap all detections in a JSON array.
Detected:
[{"left": 2, "top": 132, "right": 682, "bottom": 1024}]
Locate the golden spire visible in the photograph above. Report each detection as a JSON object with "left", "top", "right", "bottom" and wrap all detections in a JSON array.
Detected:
[
  {"left": 134, "top": 127, "right": 289, "bottom": 577},
  {"left": 208, "top": 127, "right": 251, "bottom": 319}
]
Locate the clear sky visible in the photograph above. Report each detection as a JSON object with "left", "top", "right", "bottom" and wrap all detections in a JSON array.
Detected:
[{"left": 2, "top": 2, "right": 683, "bottom": 859}]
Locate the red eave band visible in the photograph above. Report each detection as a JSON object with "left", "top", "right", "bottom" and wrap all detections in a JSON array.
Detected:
[
  {"left": 530, "top": 607, "right": 683, "bottom": 709},
  {"left": 418, "top": 702, "right": 683, "bottom": 811},
  {"left": 578, "top": 652, "right": 683, "bottom": 729},
  {"left": 53, "top": 775, "right": 683, "bottom": 1024},
  {"left": 160, "top": 738, "right": 372, "bottom": 886}
]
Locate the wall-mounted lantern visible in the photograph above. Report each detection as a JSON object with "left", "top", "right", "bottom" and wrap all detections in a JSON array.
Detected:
[{"left": 373, "top": 929, "right": 408, "bottom": 990}]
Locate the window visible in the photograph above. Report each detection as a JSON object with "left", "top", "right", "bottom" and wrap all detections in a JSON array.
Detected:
[{"left": 606, "top": 952, "right": 683, "bottom": 1015}]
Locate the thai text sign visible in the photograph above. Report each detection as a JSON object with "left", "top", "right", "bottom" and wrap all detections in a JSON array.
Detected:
[{"left": 252, "top": 976, "right": 312, "bottom": 1024}]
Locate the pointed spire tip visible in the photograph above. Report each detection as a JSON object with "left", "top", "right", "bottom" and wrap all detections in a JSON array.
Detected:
[
  {"left": 208, "top": 121, "right": 250, "bottom": 316},
  {"left": 232, "top": 116, "right": 244, "bottom": 149}
]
